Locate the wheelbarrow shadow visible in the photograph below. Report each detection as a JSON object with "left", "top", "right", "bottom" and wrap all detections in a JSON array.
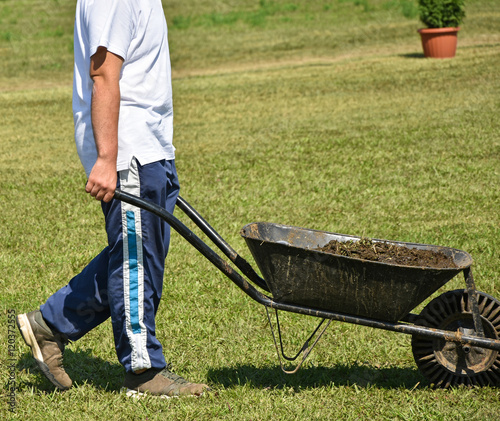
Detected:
[
  {"left": 17, "top": 349, "right": 425, "bottom": 392},
  {"left": 207, "top": 363, "right": 426, "bottom": 390}
]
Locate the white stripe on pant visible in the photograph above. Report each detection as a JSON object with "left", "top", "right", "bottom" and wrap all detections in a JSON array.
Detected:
[{"left": 120, "top": 158, "right": 151, "bottom": 372}]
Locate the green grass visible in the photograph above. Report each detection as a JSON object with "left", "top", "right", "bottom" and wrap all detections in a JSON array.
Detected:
[{"left": 1, "top": 0, "right": 500, "bottom": 419}]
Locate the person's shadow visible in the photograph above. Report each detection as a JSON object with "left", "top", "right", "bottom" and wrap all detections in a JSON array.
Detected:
[{"left": 16, "top": 348, "right": 124, "bottom": 392}]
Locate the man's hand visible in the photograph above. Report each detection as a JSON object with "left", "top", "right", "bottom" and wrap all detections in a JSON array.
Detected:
[
  {"left": 88, "top": 46, "right": 124, "bottom": 202},
  {"left": 86, "top": 158, "right": 117, "bottom": 203}
]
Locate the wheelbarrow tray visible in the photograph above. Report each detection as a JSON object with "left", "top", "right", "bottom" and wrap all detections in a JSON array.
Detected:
[{"left": 241, "top": 222, "right": 473, "bottom": 322}]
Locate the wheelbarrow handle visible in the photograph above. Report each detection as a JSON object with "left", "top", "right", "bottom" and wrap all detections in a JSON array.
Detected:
[
  {"left": 175, "top": 195, "right": 270, "bottom": 292},
  {"left": 113, "top": 189, "right": 272, "bottom": 303}
]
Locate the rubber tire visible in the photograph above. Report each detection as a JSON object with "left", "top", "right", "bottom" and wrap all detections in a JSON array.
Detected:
[{"left": 412, "top": 289, "right": 500, "bottom": 388}]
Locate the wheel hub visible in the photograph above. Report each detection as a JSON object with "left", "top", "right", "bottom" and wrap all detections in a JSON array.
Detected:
[{"left": 433, "top": 314, "right": 498, "bottom": 375}]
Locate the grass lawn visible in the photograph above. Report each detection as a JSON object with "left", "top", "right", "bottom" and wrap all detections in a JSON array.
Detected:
[{"left": 1, "top": 0, "right": 500, "bottom": 419}]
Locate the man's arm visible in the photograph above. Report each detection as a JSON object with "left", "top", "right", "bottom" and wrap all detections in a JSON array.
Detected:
[{"left": 86, "top": 46, "right": 124, "bottom": 203}]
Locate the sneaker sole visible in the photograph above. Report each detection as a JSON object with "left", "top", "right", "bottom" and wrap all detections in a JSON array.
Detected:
[
  {"left": 17, "top": 313, "right": 44, "bottom": 361},
  {"left": 120, "top": 387, "right": 206, "bottom": 399},
  {"left": 120, "top": 387, "right": 173, "bottom": 399},
  {"left": 16, "top": 313, "right": 70, "bottom": 391}
]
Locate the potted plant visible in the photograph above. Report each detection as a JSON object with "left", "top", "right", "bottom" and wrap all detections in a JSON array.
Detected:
[{"left": 417, "top": 0, "right": 466, "bottom": 58}]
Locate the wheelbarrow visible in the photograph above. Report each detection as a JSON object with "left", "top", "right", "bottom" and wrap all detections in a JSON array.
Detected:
[{"left": 114, "top": 190, "right": 500, "bottom": 388}]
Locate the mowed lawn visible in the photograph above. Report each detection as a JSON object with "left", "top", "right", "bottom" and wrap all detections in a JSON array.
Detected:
[{"left": 1, "top": 0, "right": 500, "bottom": 419}]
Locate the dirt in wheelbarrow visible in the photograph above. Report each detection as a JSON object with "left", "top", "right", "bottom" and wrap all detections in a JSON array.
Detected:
[{"left": 316, "top": 239, "right": 458, "bottom": 268}]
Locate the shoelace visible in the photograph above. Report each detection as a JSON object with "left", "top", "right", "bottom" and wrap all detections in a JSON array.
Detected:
[{"left": 159, "top": 367, "right": 190, "bottom": 385}]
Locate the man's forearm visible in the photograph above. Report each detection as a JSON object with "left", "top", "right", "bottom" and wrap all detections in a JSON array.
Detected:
[{"left": 91, "top": 76, "right": 119, "bottom": 165}]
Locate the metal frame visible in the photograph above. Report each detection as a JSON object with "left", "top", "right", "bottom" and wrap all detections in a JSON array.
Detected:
[{"left": 114, "top": 189, "right": 500, "bottom": 367}]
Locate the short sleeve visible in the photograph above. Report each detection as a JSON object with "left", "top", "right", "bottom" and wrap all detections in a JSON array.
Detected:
[{"left": 85, "top": 0, "right": 135, "bottom": 60}]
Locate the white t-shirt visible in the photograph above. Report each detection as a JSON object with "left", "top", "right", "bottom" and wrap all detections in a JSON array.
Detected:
[{"left": 73, "top": 0, "right": 175, "bottom": 177}]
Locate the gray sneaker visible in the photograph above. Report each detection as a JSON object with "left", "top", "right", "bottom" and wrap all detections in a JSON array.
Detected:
[
  {"left": 17, "top": 310, "right": 72, "bottom": 390},
  {"left": 122, "top": 366, "right": 209, "bottom": 398}
]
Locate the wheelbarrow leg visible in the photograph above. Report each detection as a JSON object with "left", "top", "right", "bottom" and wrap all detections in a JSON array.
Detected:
[{"left": 265, "top": 307, "right": 331, "bottom": 374}]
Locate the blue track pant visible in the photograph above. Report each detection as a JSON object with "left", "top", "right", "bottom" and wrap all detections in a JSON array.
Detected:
[{"left": 41, "top": 159, "right": 179, "bottom": 373}]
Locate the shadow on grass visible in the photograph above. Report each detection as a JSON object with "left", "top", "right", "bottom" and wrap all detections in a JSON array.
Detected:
[
  {"left": 17, "top": 349, "right": 426, "bottom": 393},
  {"left": 207, "top": 363, "right": 427, "bottom": 390},
  {"left": 399, "top": 43, "right": 500, "bottom": 60},
  {"left": 16, "top": 348, "right": 123, "bottom": 393},
  {"left": 399, "top": 52, "right": 425, "bottom": 59}
]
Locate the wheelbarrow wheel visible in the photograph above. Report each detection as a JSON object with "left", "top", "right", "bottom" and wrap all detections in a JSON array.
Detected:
[{"left": 411, "top": 289, "right": 500, "bottom": 388}]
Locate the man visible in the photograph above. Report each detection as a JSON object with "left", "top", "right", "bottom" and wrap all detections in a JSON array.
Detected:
[{"left": 16, "top": 0, "right": 208, "bottom": 397}]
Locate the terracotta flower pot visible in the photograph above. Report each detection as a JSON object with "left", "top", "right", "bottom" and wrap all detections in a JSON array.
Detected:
[{"left": 418, "top": 27, "right": 460, "bottom": 58}]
